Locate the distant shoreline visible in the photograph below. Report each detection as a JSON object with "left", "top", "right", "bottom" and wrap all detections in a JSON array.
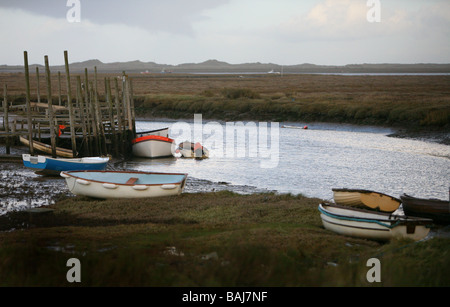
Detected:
[{"left": 1, "top": 60, "right": 449, "bottom": 74}]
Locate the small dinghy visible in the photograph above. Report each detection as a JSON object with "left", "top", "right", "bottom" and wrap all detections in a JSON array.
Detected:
[
  {"left": 61, "top": 170, "right": 187, "bottom": 199},
  {"left": 176, "top": 141, "right": 209, "bottom": 159},
  {"left": 332, "top": 188, "right": 401, "bottom": 212},
  {"left": 318, "top": 202, "right": 433, "bottom": 241},
  {"left": 22, "top": 154, "right": 109, "bottom": 176}
]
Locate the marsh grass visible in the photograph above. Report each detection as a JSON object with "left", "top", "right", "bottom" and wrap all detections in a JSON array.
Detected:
[
  {"left": 0, "top": 191, "right": 448, "bottom": 286},
  {"left": 2, "top": 73, "right": 448, "bottom": 128},
  {"left": 127, "top": 74, "right": 450, "bottom": 128}
]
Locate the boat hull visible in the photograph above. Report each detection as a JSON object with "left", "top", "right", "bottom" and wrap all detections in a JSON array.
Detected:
[
  {"left": 177, "top": 141, "right": 209, "bottom": 159},
  {"left": 132, "top": 135, "right": 175, "bottom": 158},
  {"left": 61, "top": 170, "right": 187, "bottom": 199},
  {"left": 319, "top": 203, "right": 432, "bottom": 241},
  {"left": 22, "top": 154, "right": 109, "bottom": 175},
  {"left": 401, "top": 194, "right": 450, "bottom": 225},
  {"left": 332, "top": 188, "right": 401, "bottom": 212}
]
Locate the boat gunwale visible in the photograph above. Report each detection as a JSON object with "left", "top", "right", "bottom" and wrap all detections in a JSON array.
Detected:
[
  {"left": 319, "top": 202, "right": 433, "bottom": 226},
  {"left": 61, "top": 170, "right": 188, "bottom": 186},
  {"left": 401, "top": 193, "right": 448, "bottom": 205},
  {"left": 132, "top": 135, "right": 175, "bottom": 145},
  {"left": 332, "top": 188, "right": 401, "bottom": 202},
  {"left": 23, "top": 154, "right": 110, "bottom": 165},
  {"left": 136, "top": 127, "right": 169, "bottom": 135}
]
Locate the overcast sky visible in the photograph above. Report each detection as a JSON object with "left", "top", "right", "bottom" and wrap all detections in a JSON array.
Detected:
[{"left": 0, "top": 0, "right": 449, "bottom": 66}]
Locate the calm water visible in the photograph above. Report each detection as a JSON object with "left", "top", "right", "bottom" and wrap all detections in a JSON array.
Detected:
[{"left": 121, "top": 119, "right": 450, "bottom": 201}]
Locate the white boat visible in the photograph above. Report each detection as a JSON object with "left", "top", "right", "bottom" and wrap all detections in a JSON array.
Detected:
[
  {"left": 131, "top": 135, "right": 176, "bottom": 158},
  {"left": 60, "top": 170, "right": 188, "bottom": 199},
  {"left": 318, "top": 202, "right": 433, "bottom": 241},
  {"left": 177, "top": 141, "right": 209, "bottom": 159},
  {"left": 332, "top": 188, "right": 401, "bottom": 212}
]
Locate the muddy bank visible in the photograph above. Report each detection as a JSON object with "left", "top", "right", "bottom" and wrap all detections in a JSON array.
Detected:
[
  {"left": 387, "top": 129, "right": 450, "bottom": 145},
  {"left": 0, "top": 149, "right": 272, "bottom": 216}
]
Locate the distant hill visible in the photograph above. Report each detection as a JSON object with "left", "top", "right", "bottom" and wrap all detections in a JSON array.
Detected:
[{"left": 1, "top": 59, "right": 449, "bottom": 74}]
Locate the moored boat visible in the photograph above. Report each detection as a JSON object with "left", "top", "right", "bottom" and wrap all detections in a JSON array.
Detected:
[
  {"left": 22, "top": 154, "right": 109, "bottom": 176},
  {"left": 332, "top": 188, "right": 401, "bottom": 212},
  {"left": 136, "top": 127, "right": 169, "bottom": 138},
  {"left": 20, "top": 136, "right": 74, "bottom": 158},
  {"left": 177, "top": 141, "right": 209, "bottom": 159},
  {"left": 131, "top": 135, "right": 176, "bottom": 158},
  {"left": 401, "top": 194, "right": 450, "bottom": 225},
  {"left": 60, "top": 170, "right": 187, "bottom": 199},
  {"left": 318, "top": 202, "right": 433, "bottom": 241}
]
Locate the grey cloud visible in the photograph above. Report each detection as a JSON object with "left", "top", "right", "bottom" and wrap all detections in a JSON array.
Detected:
[{"left": 0, "top": 0, "right": 230, "bottom": 35}]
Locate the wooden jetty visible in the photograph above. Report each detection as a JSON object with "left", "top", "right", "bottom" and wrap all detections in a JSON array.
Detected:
[{"left": 0, "top": 51, "right": 136, "bottom": 159}]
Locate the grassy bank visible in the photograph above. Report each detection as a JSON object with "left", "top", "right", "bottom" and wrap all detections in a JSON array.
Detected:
[{"left": 1, "top": 191, "right": 449, "bottom": 287}]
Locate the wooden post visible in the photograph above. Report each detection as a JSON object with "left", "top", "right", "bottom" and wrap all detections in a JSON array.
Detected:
[
  {"left": 44, "top": 55, "right": 57, "bottom": 158},
  {"left": 64, "top": 50, "right": 77, "bottom": 157},
  {"left": 123, "top": 72, "right": 133, "bottom": 132},
  {"left": 94, "top": 67, "right": 107, "bottom": 155},
  {"left": 36, "top": 66, "right": 41, "bottom": 104},
  {"left": 106, "top": 77, "right": 118, "bottom": 156},
  {"left": 128, "top": 77, "right": 137, "bottom": 135},
  {"left": 3, "top": 84, "right": 10, "bottom": 154},
  {"left": 121, "top": 72, "right": 134, "bottom": 158},
  {"left": 114, "top": 77, "right": 124, "bottom": 149},
  {"left": 58, "top": 71, "right": 62, "bottom": 106},
  {"left": 76, "top": 75, "right": 89, "bottom": 156},
  {"left": 89, "top": 81, "right": 100, "bottom": 155},
  {"left": 23, "top": 51, "right": 34, "bottom": 155},
  {"left": 83, "top": 68, "right": 94, "bottom": 155}
]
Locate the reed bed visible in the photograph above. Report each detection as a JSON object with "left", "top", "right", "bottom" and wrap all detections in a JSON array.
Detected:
[{"left": 2, "top": 73, "right": 449, "bottom": 128}]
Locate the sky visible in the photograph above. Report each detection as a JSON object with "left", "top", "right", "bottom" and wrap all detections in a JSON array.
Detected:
[{"left": 0, "top": 0, "right": 449, "bottom": 66}]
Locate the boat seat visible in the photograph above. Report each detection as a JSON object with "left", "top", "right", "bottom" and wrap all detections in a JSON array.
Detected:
[{"left": 126, "top": 177, "right": 139, "bottom": 185}]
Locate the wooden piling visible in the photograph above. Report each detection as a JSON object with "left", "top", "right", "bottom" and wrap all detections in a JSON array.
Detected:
[
  {"left": 36, "top": 66, "right": 41, "bottom": 104},
  {"left": 76, "top": 75, "right": 89, "bottom": 156},
  {"left": 23, "top": 51, "right": 34, "bottom": 155},
  {"left": 105, "top": 78, "right": 118, "bottom": 156},
  {"left": 57, "top": 71, "right": 62, "bottom": 106},
  {"left": 88, "top": 81, "right": 100, "bottom": 156},
  {"left": 3, "top": 84, "right": 10, "bottom": 154},
  {"left": 94, "top": 67, "right": 107, "bottom": 155},
  {"left": 44, "top": 55, "right": 57, "bottom": 158},
  {"left": 128, "top": 77, "right": 137, "bottom": 135},
  {"left": 114, "top": 77, "right": 124, "bottom": 153},
  {"left": 64, "top": 50, "right": 77, "bottom": 157},
  {"left": 83, "top": 68, "right": 95, "bottom": 156}
]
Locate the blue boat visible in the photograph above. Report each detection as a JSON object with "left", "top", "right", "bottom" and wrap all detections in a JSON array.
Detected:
[{"left": 22, "top": 154, "right": 110, "bottom": 176}]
